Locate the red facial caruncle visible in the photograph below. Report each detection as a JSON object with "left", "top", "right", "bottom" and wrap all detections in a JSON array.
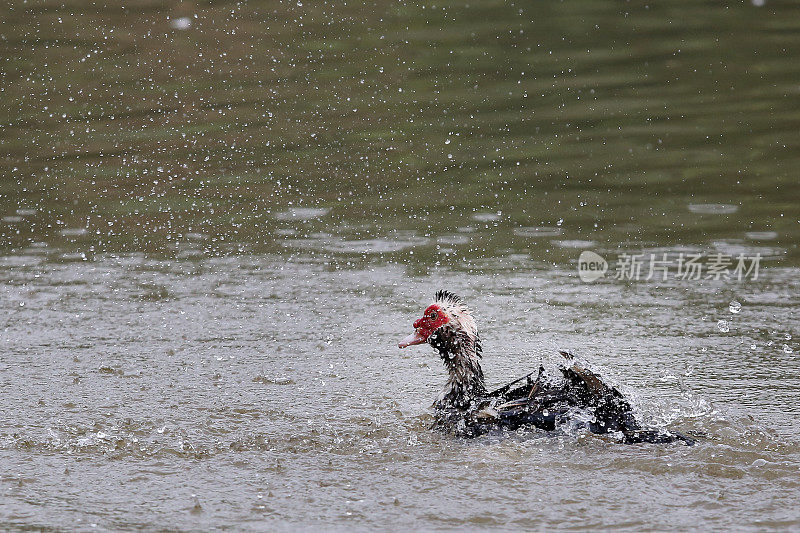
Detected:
[{"left": 398, "top": 304, "right": 450, "bottom": 348}]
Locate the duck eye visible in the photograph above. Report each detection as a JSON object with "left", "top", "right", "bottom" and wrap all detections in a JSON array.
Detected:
[{"left": 429, "top": 311, "right": 438, "bottom": 320}]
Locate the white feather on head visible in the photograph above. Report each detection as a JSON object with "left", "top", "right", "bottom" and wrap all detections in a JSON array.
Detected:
[{"left": 434, "top": 290, "right": 477, "bottom": 341}]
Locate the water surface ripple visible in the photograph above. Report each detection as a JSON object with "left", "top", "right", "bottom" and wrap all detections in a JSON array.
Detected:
[{"left": 1, "top": 255, "right": 799, "bottom": 530}]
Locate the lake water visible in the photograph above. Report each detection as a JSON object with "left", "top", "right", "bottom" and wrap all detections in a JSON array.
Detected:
[{"left": 1, "top": 0, "right": 799, "bottom": 530}]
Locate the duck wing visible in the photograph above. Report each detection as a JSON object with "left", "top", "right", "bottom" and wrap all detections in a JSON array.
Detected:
[
  {"left": 558, "top": 351, "right": 695, "bottom": 444},
  {"left": 438, "top": 352, "right": 694, "bottom": 444},
  {"left": 486, "top": 365, "right": 545, "bottom": 401},
  {"left": 480, "top": 355, "right": 635, "bottom": 433},
  {"left": 558, "top": 350, "right": 637, "bottom": 432}
]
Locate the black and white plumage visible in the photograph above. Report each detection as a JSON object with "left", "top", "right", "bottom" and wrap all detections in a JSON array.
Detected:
[
  {"left": 428, "top": 290, "right": 486, "bottom": 409},
  {"left": 399, "top": 291, "right": 694, "bottom": 445}
]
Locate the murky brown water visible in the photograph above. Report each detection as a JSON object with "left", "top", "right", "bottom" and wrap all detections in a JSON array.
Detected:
[{"left": 2, "top": 0, "right": 800, "bottom": 530}]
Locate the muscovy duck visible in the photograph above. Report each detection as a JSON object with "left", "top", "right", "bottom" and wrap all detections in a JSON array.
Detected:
[{"left": 399, "top": 290, "right": 693, "bottom": 444}]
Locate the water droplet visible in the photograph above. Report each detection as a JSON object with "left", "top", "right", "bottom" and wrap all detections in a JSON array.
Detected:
[
  {"left": 717, "top": 320, "right": 730, "bottom": 333},
  {"left": 729, "top": 301, "right": 742, "bottom": 314},
  {"left": 170, "top": 16, "right": 192, "bottom": 30}
]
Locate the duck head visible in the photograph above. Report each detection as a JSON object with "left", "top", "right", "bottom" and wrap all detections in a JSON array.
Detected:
[
  {"left": 399, "top": 290, "right": 485, "bottom": 408},
  {"left": 399, "top": 290, "right": 477, "bottom": 351}
]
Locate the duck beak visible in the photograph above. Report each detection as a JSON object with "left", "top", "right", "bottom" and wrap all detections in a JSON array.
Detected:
[{"left": 399, "top": 329, "right": 427, "bottom": 349}]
